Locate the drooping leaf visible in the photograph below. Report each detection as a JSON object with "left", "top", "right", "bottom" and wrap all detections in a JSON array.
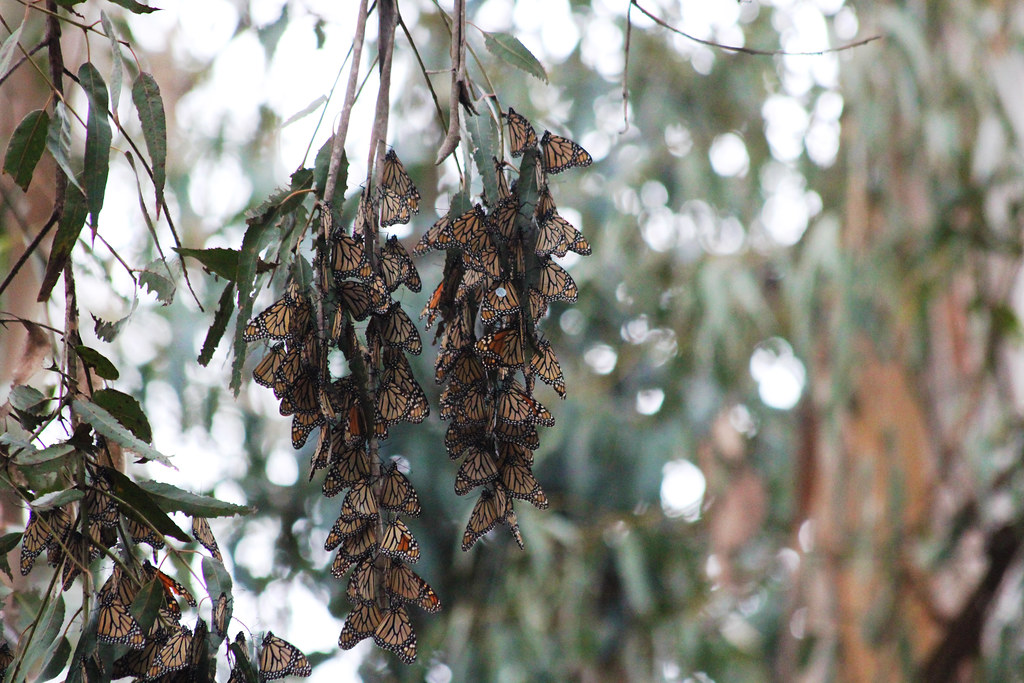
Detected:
[
  {"left": 198, "top": 282, "right": 235, "bottom": 367},
  {"left": 90, "top": 388, "right": 152, "bottom": 443},
  {"left": 79, "top": 62, "right": 112, "bottom": 226},
  {"left": 38, "top": 181, "right": 88, "bottom": 302},
  {"left": 130, "top": 580, "right": 166, "bottom": 636},
  {"left": 256, "top": 3, "right": 289, "bottom": 59},
  {"left": 0, "top": 21, "right": 23, "bottom": 81},
  {"left": 101, "top": 466, "right": 191, "bottom": 542},
  {"left": 99, "top": 12, "right": 123, "bottom": 119},
  {"left": 131, "top": 72, "right": 166, "bottom": 205},
  {"left": 74, "top": 345, "right": 119, "bottom": 380},
  {"left": 174, "top": 247, "right": 240, "bottom": 281},
  {"left": 38, "top": 637, "right": 72, "bottom": 682},
  {"left": 21, "top": 593, "right": 65, "bottom": 677},
  {"left": 135, "top": 480, "right": 251, "bottom": 518},
  {"left": 72, "top": 397, "right": 173, "bottom": 467},
  {"left": 32, "top": 488, "right": 85, "bottom": 511},
  {"left": 46, "top": 101, "right": 83, "bottom": 193},
  {"left": 8, "top": 384, "right": 46, "bottom": 413},
  {"left": 467, "top": 111, "right": 501, "bottom": 206},
  {"left": 3, "top": 110, "right": 50, "bottom": 191},
  {"left": 483, "top": 32, "right": 548, "bottom": 83},
  {"left": 139, "top": 264, "right": 175, "bottom": 305},
  {"left": 13, "top": 443, "right": 75, "bottom": 471},
  {"left": 283, "top": 95, "right": 326, "bottom": 127},
  {"left": 202, "top": 557, "right": 232, "bottom": 639},
  {"left": 92, "top": 295, "right": 138, "bottom": 342},
  {"left": 107, "top": 0, "right": 160, "bottom": 14},
  {"left": 0, "top": 532, "right": 22, "bottom": 580}
]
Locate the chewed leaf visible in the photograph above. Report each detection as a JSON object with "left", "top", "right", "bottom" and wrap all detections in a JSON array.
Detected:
[
  {"left": 198, "top": 282, "right": 235, "bottom": 367},
  {"left": 483, "top": 32, "right": 548, "bottom": 83}
]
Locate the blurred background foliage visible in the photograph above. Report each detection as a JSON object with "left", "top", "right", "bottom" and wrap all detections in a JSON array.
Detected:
[{"left": 5, "top": 0, "right": 1024, "bottom": 680}]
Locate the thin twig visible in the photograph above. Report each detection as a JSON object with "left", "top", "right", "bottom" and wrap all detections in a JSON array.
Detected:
[
  {"left": 631, "top": 0, "right": 882, "bottom": 57},
  {"left": 0, "top": 209, "right": 59, "bottom": 300},
  {"left": 325, "top": 0, "right": 372, "bottom": 205},
  {"left": 397, "top": 12, "right": 448, "bottom": 137},
  {"left": 621, "top": 1, "right": 632, "bottom": 132},
  {"left": 0, "top": 39, "right": 46, "bottom": 88},
  {"left": 435, "top": 0, "right": 466, "bottom": 165}
]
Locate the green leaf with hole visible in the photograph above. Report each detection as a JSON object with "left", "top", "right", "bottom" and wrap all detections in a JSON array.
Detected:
[
  {"left": 132, "top": 72, "right": 166, "bottom": 205},
  {"left": 79, "top": 63, "right": 111, "bottom": 226},
  {"left": 46, "top": 101, "right": 83, "bottom": 193},
  {"left": 198, "top": 282, "right": 235, "bottom": 367},
  {"left": 483, "top": 32, "right": 548, "bottom": 83},
  {"left": 101, "top": 466, "right": 191, "bottom": 542},
  {"left": 4, "top": 110, "right": 50, "bottom": 191},
  {"left": 139, "top": 264, "right": 175, "bottom": 305},
  {"left": 75, "top": 345, "right": 119, "bottom": 380},
  {"left": 73, "top": 397, "right": 172, "bottom": 467},
  {"left": 91, "top": 388, "right": 152, "bottom": 443},
  {"left": 135, "top": 480, "right": 251, "bottom": 518},
  {"left": 92, "top": 296, "right": 138, "bottom": 342},
  {"left": 38, "top": 181, "right": 88, "bottom": 302}
]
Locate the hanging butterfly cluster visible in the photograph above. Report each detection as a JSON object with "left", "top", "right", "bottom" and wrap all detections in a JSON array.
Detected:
[
  {"left": 244, "top": 149, "right": 439, "bottom": 665},
  {"left": 415, "top": 107, "right": 592, "bottom": 551}
]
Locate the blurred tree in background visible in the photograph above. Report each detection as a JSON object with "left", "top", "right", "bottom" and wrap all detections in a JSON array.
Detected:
[{"left": 4, "top": 0, "right": 1024, "bottom": 680}]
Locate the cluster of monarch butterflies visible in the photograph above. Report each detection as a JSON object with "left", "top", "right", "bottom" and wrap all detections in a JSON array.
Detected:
[
  {"left": 415, "top": 107, "right": 591, "bottom": 550},
  {"left": 244, "top": 149, "right": 439, "bottom": 665}
]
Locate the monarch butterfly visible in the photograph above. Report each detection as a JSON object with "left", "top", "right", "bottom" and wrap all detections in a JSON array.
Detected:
[
  {"left": 420, "top": 279, "right": 446, "bottom": 329},
  {"left": 442, "top": 205, "right": 488, "bottom": 253},
  {"left": 144, "top": 560, "right": 197, "bottom": 607},
  {"left": 57, "top": 530, "right": 98, "bottom": 591},
  {"left": 413, "top": 213, "right": 450, "bottom": 256},
  {"left": 325, "top": 512, "right": 369, "bottom": 552},
  {"left": 455, "top": 446, "right": 500, "bottom": 495},
  {"left": 454, "top": 382, "right": 491, "bottom": 426},
  {"left": 367, "top": 275, "right": 394, "bottom": 316},
  {"left": 380, "top": 518, "right": 420, "bottom": 563},
  {"left": 455, "top": 267, "right": 486, "bottom": 304},
  {"left": 278, "top": 372, "right": 319, "bottom": 417},
  {"left": 190, "top": 618, "right": 210, "bottom": 672},
  {"left": 497, "top": 382, "right": 555, "bottom": 427},
  {"left": 461, "top": 486, "right": 511, "bottom": 551},
  {"left": 492, "top": 420, "right": 541, "bottom": 450},
  {"left": 500, "top": 456, "right": 549, "bottom": 509},
  {"left": 291, "top": 410, "right": 324, "bottom": 450},
  {"left": 379, "top": 150, "right": 420, "bottom": 227},
  {"left": 21, "top": 510, "right": 54, "bottom": 576},
  {"left": 373, "top": 605, "right": 417, "bottom": 664},
  {"left": 345, "top": 557, "right": 380, "bottom": 605},
  {"left": 0, "top": 641, "right": 12, "bottom": 678},
  {"left": 373, "top": 304, "right": 422, "bottom": 355},
  {"left": 243, "top": 283, "right": 312, "bottom": 342},
  {"left": 99, "top": 566, "right": 136, "bottom": 606},
  {"left": 258, "top": 631, "right": 312, "bottom": 680},
  {"left": 339, "top": 601, "right": 382, "bottom": 650},
  {"left": 113, "top": 632, "right": 163, "bottom": 679},
  {"left": 445, "top": 423, "right": 478, "bottom": 461},
  {"left": 481, "top": 282, "right": 521, "bottom": 323},
  {"left": 124, "top": 514, "right": 165, "bottom": 551},
  {"left": 191, "top": 516, "right": 223, "bottom": 562},
  {"left": 384, "top": 560, "right": 442, "bottom": 613},
  {"left": 147, "top": 624, "right": 193, "bottom": 678},
  {"left": 381, "top": 236, "right": 422, "bottom": 293},
  {"left": 253, "top": 344, "right": 286, "bottom": 388},
  {"left": 336, "top": 280, "right": 374, "bottom": 321},
  {"left": 97, "top": 600, "right": 146, "bottom": 649},
  {"left": 85, "top": 471, "right": 119, "bottom": 528},
  {"left": 377, "top": 361, "right": 428, "bottom": 427},
  {"left": 528, "top": 287, "right": 549, "bottom": 324},
  {"left": 341, "top": 481, "right": 380, "bottom": 520},
  {"left": 213, "top": 593, "right": 231, "bottom": 638},
  {"left": 338, "top": 523, "right": 380, "bottom": 566},
  {"left": 489, "top": 194, "right": 520, "bottom": 243},
  {"left": 323, "top": 454, "right": 371, "bottom": 498},
  {"left": 535, "top": 204, "right": 590, "bottom": 258},
  {"left": 332, "top": 233, "right": 374, "bottom": 281},
  {"left": 506, "top": 107, "right": 537, "bottom": 157},
  {"left": 540, "top": 130, "right": 592, "bottom": 174},
  {"left": 530, "top": 337, "right": 566, "bottom": 398},
  {"left": 534, "top": 258, "right": 578, "bottom": 303},
  {"left": 475, "top": 327, "right": 525, "bottom": 369},
  {"left": 380, "top": 462, "right": 422, "bottom": 516},
  {"left": 463, "top": 240, "right": 502, "bottom": 279},
  {"left": 493, "top": 156, "right": 512, "bottom": 200},
  {"left": 506, "top": 507, "right": 526, "bottom": 549}
]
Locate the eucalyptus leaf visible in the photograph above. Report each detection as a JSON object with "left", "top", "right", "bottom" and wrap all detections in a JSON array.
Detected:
[
  {"left": 38, "top": 181, "right": 88, "bottom": 302},
  {"left": 74, "top": 345, "right": 119, "bottom": 380},
  {"left": 135, "top": 480, "right": 251, "bottom": 518},
  {"left": 483, "top": 32, "right": 548, "bottom": 83},
  {"left": 132, "top": 72, "right": 167, "bottom": 205},
  {"left": 198, "top": 282, "right": 235, "bottom": 367},
  {"left": 3, "top": 110, "right": 49, "bottom": 191},
  {"left": 91, "top": 388, "right": 152, "bottom": 443},
  {"left": 72, "top": 397, "right": 173, "bottom": 467}
]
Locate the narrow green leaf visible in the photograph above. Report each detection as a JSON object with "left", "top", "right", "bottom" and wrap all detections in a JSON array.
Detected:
[
  {"left": 101, "top": 466, "right": 191, "bottom": 542},
  {"left": 90, "top": 388, "right": 152, "bottom": 443},
  {"left": 198, "top": 282, "right": 236, "bottom": 367},
  {"left": 22, "top": 593, "right": 65, "bottom": 677},
  {"left": 201, "top": 557, "right": 233, "bottom": 639},
  {"left": 283, "top": 95, "right": 326, "bottom": 127},
  {"left": 39, "top": 636, "right": 72, "bottom": 681},
  {"left": 130, "top": 580, "right": 166, "bottom": 636},
  {"left": 313, "top": 139, "right": 347, "bottom": 208},
  {"left": 32, "top": 488, "right": 85, "bottom": 511},
  {"left": 0, "top": 532, "right": 21, "bottom": 580},
  {"left": 72, "top": 397, "right": 173, "bottom": 467},
  {"left": 74, "top": 345, "right": 119, "bottom": 380},
  {"left": 131, "top": 72, "right": 166, "bottom": 205},
  {"left": 483, "top": 32, "right": 548, "bottom": 83},
  {"left": 64, "top": 611, "right": 99, "bottom": 683},
  {"left": 108, "top": 0, "right": 160, "bottom": 14},
  {"left": 79, "top": 63, "right": 111, "bottom": 226},
  {"left": 174, "top": 247, "right": 240, "bottom": 281},
  {"left": 92, "top": 296, "right": 138, "bottom": 342},
  {"left": 135, "top": 480, "right": 251, "bottom": 518},
  {"left": 467, "top": 112, "right": 500, "bottom": 206},
  {"left": 99, "top": 12, "right": 123, "bottom": 118},
  {"left": 3, "top": 110, "right": 50, "bottom": 191},
  {"left": 45, "top": 101, "right": 83, "bottom": 193},
  {"left": 0, "top": 22, "right": 23, "bottom": 82},
  {"left": 38, "top": 182, "right": 88, "bottom": 302},
  {"left": 139, "top": 266, "right": 175, "bottom": 305}
]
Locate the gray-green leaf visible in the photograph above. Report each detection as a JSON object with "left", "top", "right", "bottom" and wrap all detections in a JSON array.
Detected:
[
  {"left": 484, "top": 32, "right": 548, "bottom": 83},
  {"left": 3, "top": 110, "right": 50, "bottom": 191}
]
